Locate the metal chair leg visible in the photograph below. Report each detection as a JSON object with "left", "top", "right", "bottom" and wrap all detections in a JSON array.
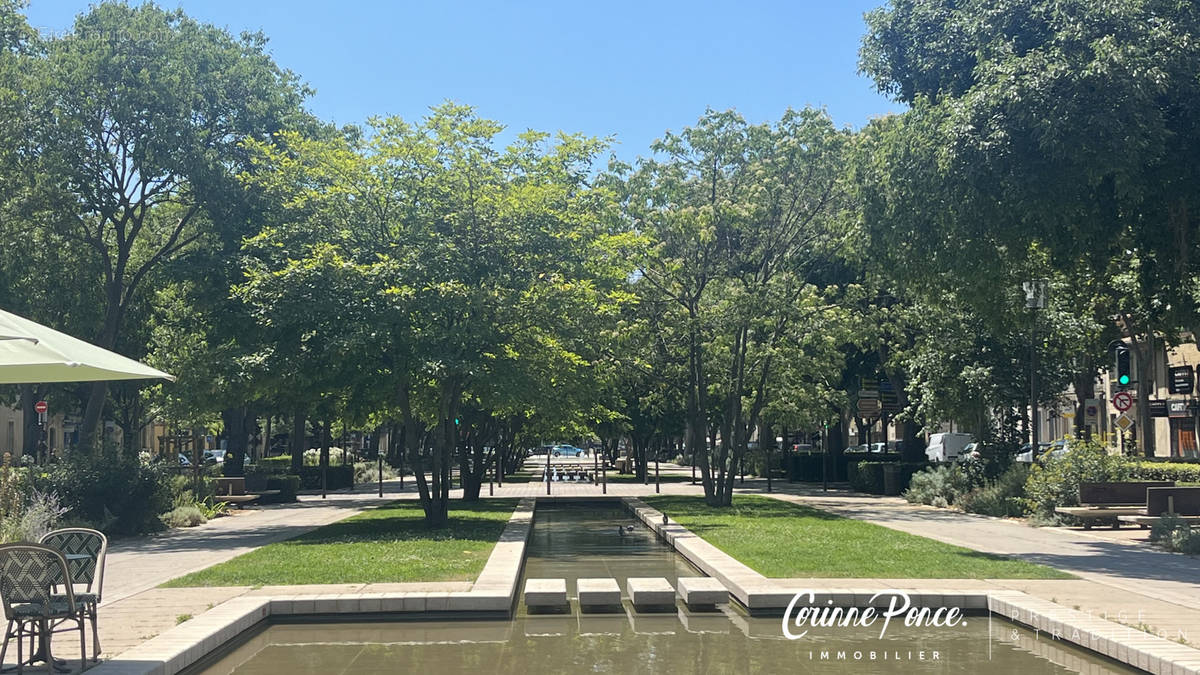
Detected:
[
  {"left": 79, "top": 615, "right": 86, "bottom": 672},
  {"left": 88, "top": 606, "right": 100, "bottom": 661},
  {"left": 15, "top": 621, "right": 22, "bottom": 675},
  {"left": 41, "top": 620, "right": 52, "bottom": 673},
  {"left": 0, "top": 619, "right": 12, "bottom": 667}
]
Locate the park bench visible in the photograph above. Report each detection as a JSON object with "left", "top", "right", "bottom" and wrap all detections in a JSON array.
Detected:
[
  {"left": 1118, "top": 486, "right": 1200, "bottom": 528},
  {"left": 212, "top": 476, "right": 262, "bottom": 508},
  {"left": 538, "top": 464, "right": 594, "bottom": 482},
  {"left": 1055, "top": 481, "right": 1174, "bottom": 529}
]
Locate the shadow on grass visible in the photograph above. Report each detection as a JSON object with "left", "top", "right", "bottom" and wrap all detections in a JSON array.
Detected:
[
  {"left": 284, "top": 499, "right": 518, "bottom": 546},
  {"left": 645, "top": 495, "right": 842, "bottom": 520}
]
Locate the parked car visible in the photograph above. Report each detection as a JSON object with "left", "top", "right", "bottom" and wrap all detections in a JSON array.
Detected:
[
  {"left": 552, "top": 444, "right": 584, "bottom": 457},
  {"left": 869, "top": 440, "right": 902, "bottom": 454},
  {"left": 178, "top": 453, "right": 192, "bottom": 467},
  {"left": 1015, "top": 440, "right": 1067, "bottom": 463},
  {"left": 925, "top": 432, "right": 975, "bottom": 463}
]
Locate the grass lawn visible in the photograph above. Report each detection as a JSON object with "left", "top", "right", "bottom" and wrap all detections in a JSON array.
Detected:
[
  {"left": 163, "top": 499, "right": 517, "bottom": 587},
  {"left": 643, "top": 495, "right": 1071, "bottom": 580}
]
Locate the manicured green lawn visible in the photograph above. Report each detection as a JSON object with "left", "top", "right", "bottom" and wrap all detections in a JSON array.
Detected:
[
  {"left": 163, "top": 499, "right": 517, "bottom": 587},
  {"left": 643, "top": 495, "right": 1071, "bottom": 579}
]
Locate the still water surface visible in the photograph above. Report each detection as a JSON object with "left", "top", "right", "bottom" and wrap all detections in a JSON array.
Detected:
[{"left": 196, "top": 501, "right": 1134, "bottom": 674}]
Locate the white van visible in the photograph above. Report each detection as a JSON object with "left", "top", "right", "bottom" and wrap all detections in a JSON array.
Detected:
[{"left": 925, "top": 433, "right": 975, "bottom": 463}]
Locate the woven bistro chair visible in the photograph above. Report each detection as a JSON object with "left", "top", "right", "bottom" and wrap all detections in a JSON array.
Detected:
[
  {"left": 40, "top": 529, "right": 107, "bottom": 662},
  {"left": 0, "top": 543, "right": 86, "bottom": 673}
]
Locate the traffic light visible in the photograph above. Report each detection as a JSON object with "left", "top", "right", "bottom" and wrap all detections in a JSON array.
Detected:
[{"left": 1115, "top": 345, "right": 1131, "bottom": 387}]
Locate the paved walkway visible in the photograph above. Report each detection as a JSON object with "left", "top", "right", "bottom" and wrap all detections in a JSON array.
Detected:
[{"left": 13, "top": 468, "right": 1200, "bottom": 669}]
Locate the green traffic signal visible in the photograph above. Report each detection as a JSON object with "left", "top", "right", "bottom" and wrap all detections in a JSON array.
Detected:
[{"left": 1115, "top": 345, "right": 1131, "bottom": 387}]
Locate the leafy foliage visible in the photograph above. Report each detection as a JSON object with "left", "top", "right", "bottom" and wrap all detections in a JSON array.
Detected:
[{"left": 1023, "top": 438, "right": 1132, "bottom": 518}]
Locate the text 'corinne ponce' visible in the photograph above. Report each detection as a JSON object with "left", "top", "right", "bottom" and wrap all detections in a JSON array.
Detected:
[{"left": 782, "top": 590, "right": 966, "bottom": 640}]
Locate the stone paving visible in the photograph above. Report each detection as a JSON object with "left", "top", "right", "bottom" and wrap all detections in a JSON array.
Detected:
[{"left": 10, "top": 467, "right": 1200, "bottom": 673}]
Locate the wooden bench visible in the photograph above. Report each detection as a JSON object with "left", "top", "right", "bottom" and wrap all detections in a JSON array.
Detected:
[
  {"left": 1055, "top": 481, "right": 1174, "bottom": 529},
  {"left": 1118, "top": 486, "right": 1200, "bottom": 527},
  {"left": 212, "top": 477, "right": 261, "bottom": 507}
]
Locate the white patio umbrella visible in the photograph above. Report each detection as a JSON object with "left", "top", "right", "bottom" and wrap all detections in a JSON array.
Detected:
[{"left": 0, "top": 307, "right": 175, "bottom": 384}]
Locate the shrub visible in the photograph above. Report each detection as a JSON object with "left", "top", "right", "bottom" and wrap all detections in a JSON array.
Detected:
[
  {"left": 1023, "top": 437, "right": 1132, "bottom": 518},
  {"left": 905, "top": 465, "right": 968, "bottom": 506},
  {"left": 257, "top": 456, "right": 293, "bottom": 473},
  {"left": 957, "top": 464, "right": 1030, "bottom": 517},
  {"left": 1130, "top": 461, "right": 1200, "bottom": 484},
  {"left": 265, "top": 475, "right": 300, "bottom": 502},
  {"left": 976, "top": 441, "right": 1018, "bottom": 479},
  {"left": 34, "top": 451, "right": 173, "bottom": 535},
  {"left": 162, "top": 505, "right": 207, "bottom": 529},
  {"left": 787, "top": 453, "right": 846, "bottom": 482},
  {"left": 849, "top": 461, "right": 929, "bottom": 495},
  {"left": 355, "top": 461, "right": 398, "bottom": 484},
  {"left": 1148, "top": 513, "right": 1200, "bottom": 555},
  {"left": 0, "top": 488, "right": 69, "bottom": 543},
  {"left": 301, "top": 447, "right": 351, "bottom": 466},
  {"left": 295, "top": 465, "right": 354, "bottom": 490}
]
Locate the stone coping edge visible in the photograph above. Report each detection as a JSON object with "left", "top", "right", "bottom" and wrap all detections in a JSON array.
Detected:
[
  {"left": 87, "top": 497, "right": 536, "bottom": 675},
  {"left": 623, "top": 497, "right": 1200, "bottom": 675}
]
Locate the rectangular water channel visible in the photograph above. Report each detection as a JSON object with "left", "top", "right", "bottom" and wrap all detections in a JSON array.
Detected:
[
  {"left": 189, "top": 498, "right": 1138, "bottom": 674},
  {"left": 521, "top": 500, "right": 700, "bottom": 603}
]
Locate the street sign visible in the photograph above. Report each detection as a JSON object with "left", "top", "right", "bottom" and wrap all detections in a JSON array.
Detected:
[
  {"left": 1149, "top": 400, "right": 1169, "bottom": 418},
  {"left": 1170, "top": 366, "right": 1195, "bottom": 395},
  {"left": 34, "top": 400, "right": 47, "bottom": 414},
  {"left": 1115, "top": 414, "right": 1134, "bottom": 431},
  {"left": 1112, "top": 391, "right": 1133, "bottom": 412},
  {"left": 857, "top": 397, "right": 881, "bottom": 421},
  {"left": 1168, "top": 400, "right": 1192, "bottom": 418},
  {"left": 1084, "top": 399, "right": 1101, "bottom": 426},
  {"left": 879, "top": 380, "right": 901, "bottom": 413}
]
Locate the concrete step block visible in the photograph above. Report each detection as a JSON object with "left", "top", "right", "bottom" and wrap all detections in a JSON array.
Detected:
[
  {"left": 577, "top": 578, "right": 622, "bottom": 611},
  {"left": 627, "top": 577, "right": 675, "bottom": 609},
  {"left": 676, "top": 576, "right": 728, "bottom": 607},
  {"left": 524, "top": 578, "right": 568, "bottom": 609}
]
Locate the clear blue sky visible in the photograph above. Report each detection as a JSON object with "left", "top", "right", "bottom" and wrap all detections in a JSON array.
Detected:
[{"left": 23, "top": 1, "right": 904, "bottom": 162}]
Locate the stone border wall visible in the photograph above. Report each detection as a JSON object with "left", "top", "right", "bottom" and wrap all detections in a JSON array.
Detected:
[
  {"left": 623, "top": 497, "right": 1200, "bottom": 675},
  {"left": 88, "top": 497, "right": 535, "bottom": 675}
]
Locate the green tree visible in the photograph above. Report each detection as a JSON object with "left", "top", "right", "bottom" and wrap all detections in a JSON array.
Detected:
[
  {"left": 24, "top": 4, "right": 308, "bottom": 450},
  {"left": 240, "top": 104, "right": 627, "bottom": 525},
  {"left": 624, "top": 108, "right": 852, "bottom": 505},
  {"left": 859, "top": 0, "right": 1200, "bottom": 455}
]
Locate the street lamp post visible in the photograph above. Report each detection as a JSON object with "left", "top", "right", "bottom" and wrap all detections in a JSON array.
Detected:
[
  {"left": 1023, "top": 279, "right": 1048, "bottom": 455},
  {"left": 822, "top": 422, "right": 829, "bottom": 492},
  {"left": 770, "top": 435, "right": 782, "bottom": 493}
]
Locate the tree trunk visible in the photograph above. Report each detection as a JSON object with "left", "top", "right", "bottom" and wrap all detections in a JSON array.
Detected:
[
  {"left": 222, "top": 406, "right": 248, "bottom": 477},
  {"left": 1130, "top": 333, "right": 1156, "bottom": 457},
  {"left": 290, "top": 411, "right": 306, "bottom": 473},
  {"left": 1072, "top": 359, "right": 1097, "bottom": 439},
  {"left": 320, "top": 420, "right": 331, "bottom": 493},
  {"left": 20, "top": 384, "right": 41, "bottom": 463}
]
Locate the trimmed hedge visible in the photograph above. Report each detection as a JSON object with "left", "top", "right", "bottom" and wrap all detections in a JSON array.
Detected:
[
  {"left": 788, "top": 454, "right": 846, "bottom": 482},
  {"left": 257, "top": 456, "right": 293, "bottom": 472},
  {"left": 787, "top": 453, "right": 904, "bottom": 483},
  {"left": 265, "top": 475, "right": 301, "bottom": 503},
  {"left": 1131, "top": 461, "right": 1200, "bottom": 484},
  {"left": 296, "top": 465, "right": 354, "bottom": 490},
  {"left": 254, "top": 458, "right": 353, "bottom": 490},
  {"left": 848, "top": 461, "right": 930, "bottom": 495}
]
